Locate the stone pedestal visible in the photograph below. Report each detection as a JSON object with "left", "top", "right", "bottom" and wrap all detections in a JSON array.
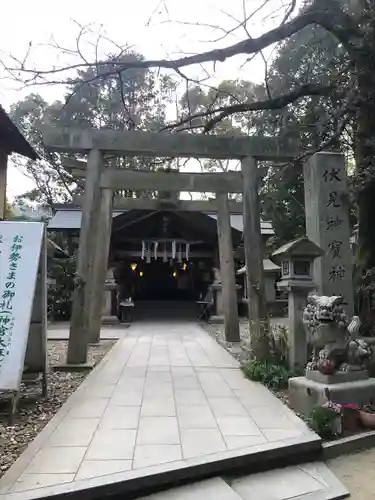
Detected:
[
  {"left": 213, "top": 283, "right": 224, "bottom": 314},
  {"left": 209, "top": 283, "right": 225, "bottom": 324},
  {"left": 101, "top": 269, "right": 119, "bottom": 325},
  {"left": 305, "top": 370, "right": 369, "bottom": 384},
  {"left": 289, "top": 375, "right": 375, "bottom": 417},
  {"left": 278, "top": 279, "right": 317, "bottom": 370},
  {"left": 209, "top": 281, "right": 241, "bottom": 324},
  {"left": 264, "top": 272, "right": 278, "bottom": 303}
]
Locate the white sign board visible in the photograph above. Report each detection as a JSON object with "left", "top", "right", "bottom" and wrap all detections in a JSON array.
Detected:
[{"left": 0, "top": 221, "right": 45, "bottom": 391}]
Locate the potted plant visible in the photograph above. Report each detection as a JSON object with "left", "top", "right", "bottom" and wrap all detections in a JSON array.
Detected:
[
  {"left": 341, "top": 403, "right": 360, "bottom": 431},
  {"left": 309, "top": 401, "right": 342, "bottom": 439},
  {"left": 359, "top": 405, "right": 375, "bottom": 429}
]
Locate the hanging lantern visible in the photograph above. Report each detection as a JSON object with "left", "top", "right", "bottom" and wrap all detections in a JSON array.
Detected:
[
  {"left": 130, "top": 263, "right": 137, "bottom": 272},
  {"left": 139, "top": 271, "right": 144, "bottom": 277}
]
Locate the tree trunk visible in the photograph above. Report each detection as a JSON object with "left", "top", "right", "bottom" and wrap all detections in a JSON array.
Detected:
[
  {"left": 356, "top": 127, "right": 375, "bottom": 327},
  {"left": 356, "top": 67, "right": 375, "bottom": 263},
  {"left": 357, "top": 185, "right": 375, "bottom": 271},
  {"left": 241, "top": 157, "right": 270, "bottom": 360},
  {"left": 355, "top": 65, "right": 375, "bottom": 323}
]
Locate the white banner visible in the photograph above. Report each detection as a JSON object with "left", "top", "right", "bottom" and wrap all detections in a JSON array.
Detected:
[{"left": 0, "top": 222, "right": 45, "bottom": 391}]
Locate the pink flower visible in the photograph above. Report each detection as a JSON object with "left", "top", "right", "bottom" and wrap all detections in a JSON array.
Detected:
[
  {"left": 323, "top": 401, "right": 342, "bottom": 413},
  {"left": 342, "top": 403, "right": 359, "bottom": 410}
]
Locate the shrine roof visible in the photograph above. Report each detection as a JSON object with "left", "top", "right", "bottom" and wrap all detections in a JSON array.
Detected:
[
  {"left": 237, "top": 259, "right": 280, "bottom": 275},
  {"left": 0, "top": 105, "right": 38, "bottom": 159},
  {"left": 48, "top": 205, "right": 274, "bottom": 235},
  {"left": 272, "top": 236, "right": 324, "bottom": 258}
]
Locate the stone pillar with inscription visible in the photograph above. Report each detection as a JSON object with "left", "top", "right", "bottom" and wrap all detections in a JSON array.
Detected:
[{"left": 304, "top": 152, "right": 353, "bottom": 316}]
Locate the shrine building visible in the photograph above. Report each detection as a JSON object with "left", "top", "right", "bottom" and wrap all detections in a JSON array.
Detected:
[{"left": 48, "top": 202, "right": 282, "bottom": 320}]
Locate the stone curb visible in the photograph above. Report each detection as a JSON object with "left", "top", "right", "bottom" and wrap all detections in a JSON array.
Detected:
[
  {"left": 2, "top": 437, "right": 322, "bottom": 500},
  {"left": 323, "top": 430, "right": 375, "bottom": 460}
]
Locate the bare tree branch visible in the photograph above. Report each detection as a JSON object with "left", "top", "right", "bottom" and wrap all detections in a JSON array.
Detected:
[
  {"left": 281, "top": 0, "right": 297, "bottom": 24},
  {"left": 265, "top": 86, "right": 359, "bottom": 188},
  {"left": 239, "top": 0, "right": 273, "bottom": 98},
  {"left": 2, "top": 1, "right": 361, "bottom": 87},
  {"left": 163, "top": 83, "right": 333, "bottom": 132},
  {"left": 204, "top": 0, "right": 273, "bottom": 44}
]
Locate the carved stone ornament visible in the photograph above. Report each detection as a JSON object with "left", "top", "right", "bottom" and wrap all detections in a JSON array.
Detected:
[{"left": 303, "top": 293, "right": 372, "bottom": 373}]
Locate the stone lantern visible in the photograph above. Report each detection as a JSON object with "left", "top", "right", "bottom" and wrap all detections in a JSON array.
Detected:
[
  {"left": 101, "top": 268, "right": 119, "bottom": 325},
  {"left": 237, "top": 259, "right": 281, "bottom": 304},
  {"left": 273, "top": 237, "right": 324, "bottom": 285},
  {"left": 272, "top": 237, "right": 324, "bottom": 369},
  {"left": 210, "top": 267, "right": 241, "bottom": 323}
]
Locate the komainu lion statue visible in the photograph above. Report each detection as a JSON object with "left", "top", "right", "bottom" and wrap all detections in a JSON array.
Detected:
[{"left": 303, "top": 294, "right": 372, "bottom": 373}]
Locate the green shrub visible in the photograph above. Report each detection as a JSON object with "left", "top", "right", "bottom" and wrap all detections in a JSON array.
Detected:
[
  {"left": 309, "top": 404, "right": 342, "bottom": 438},
  {"left": 269, "top": 324, "right": 289, "bottom": 366},
  {"left": 242, "top": 359, "right": 292, "bottom": 390},
  {"left": 48, "top": 254, "right": 76, "bottom": 321}
]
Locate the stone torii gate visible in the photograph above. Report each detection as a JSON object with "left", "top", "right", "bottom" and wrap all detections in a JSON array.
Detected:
[{"left": 42, "top": 128, "right": 297, "bottom": 365}]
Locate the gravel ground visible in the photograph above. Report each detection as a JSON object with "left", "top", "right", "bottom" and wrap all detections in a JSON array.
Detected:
[
  {"left": 202, "top": 322, "right": 317, "bottom": 427},
  {"left": 0, "top": 340, "right": 115, "bottom": 478},
  {"left": 203, "top": 322, "right": 372, "bottom": 441},
  {"left": 202, "top": 321, "right": 293, "bottom": 401},
  {"left": 201, "top": 321, "right": 253, "bottom": 364},
  {"left": 202, "top": 319, "right": 289, "bottom": 362},
  {"left": 329, "top": 450, "right": 375, "bottom": 499}
]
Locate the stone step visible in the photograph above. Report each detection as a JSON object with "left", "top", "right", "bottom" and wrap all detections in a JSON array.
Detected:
[
  {"left": 229, "top": 461, "right": 349, "bottom": 500},
  {"left": 5, "top": 437, "right": 322, "bottom": 499},
  {"left": 138, "top": 478, "right": 242, "bottom": 500},
  {"left": 132, "top": 462, "right": 349, "bottom": 500},
  {"left": 134, "top": 300, "right": 198, "bottom": 320}
]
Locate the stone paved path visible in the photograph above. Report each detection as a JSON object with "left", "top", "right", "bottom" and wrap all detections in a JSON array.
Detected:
[{"left": 0, "top": 321, "right": 318, "bottom": 498}]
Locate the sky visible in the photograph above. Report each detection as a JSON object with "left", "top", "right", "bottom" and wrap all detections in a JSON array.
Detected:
[{"left": 0, "top": 0, "right": 301, "bottom": 199}]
